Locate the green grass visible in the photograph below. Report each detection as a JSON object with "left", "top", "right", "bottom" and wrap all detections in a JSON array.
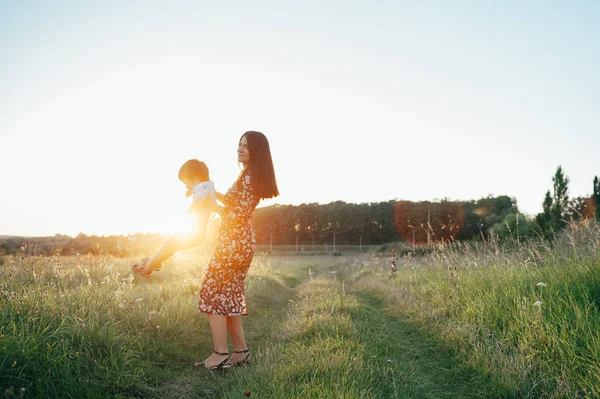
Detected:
[
  {"left": 349, "top": 223, "right": 600, "bottom": 398},
  {"left": 1, "top": 223, "right": 600, "bottom": 398}
]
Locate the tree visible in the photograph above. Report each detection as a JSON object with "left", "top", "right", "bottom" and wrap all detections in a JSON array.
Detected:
[
  {"left": 492, "top": 212, "right": 532, "bottom": 242},
  {"left": 551, "top": 166, "right": 570, "bottom": 228},
  {"left": 534, "top": 190, "right": 555, "bottom": 241},
  {"left": 566, "top": 197, "right": 588, "bottom": 222},
  {"left": 393, "top": 200, "right": 465, "bottom": 244},
  {"left": 594, "top": 176, "right": 600, "bottom": 220},
  {"left": 543, "top": 190, "right": 553, "bottom": 216}
]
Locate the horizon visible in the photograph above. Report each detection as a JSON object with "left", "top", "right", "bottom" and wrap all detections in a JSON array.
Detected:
[
  {"left": 1, "top": 1, "right": 598, "bottom": 237},
  {"left": 0, "top": 191, "right": 587, "bottom": 239}
]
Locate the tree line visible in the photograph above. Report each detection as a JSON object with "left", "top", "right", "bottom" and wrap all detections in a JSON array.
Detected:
[
  {"left": 0, "top": 233, "right": 167, "bottom": 258},
  {"left": 1, "top": 166, "right": 597, "bottom": 257}
]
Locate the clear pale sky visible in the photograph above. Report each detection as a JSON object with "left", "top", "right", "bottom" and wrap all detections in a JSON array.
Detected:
[{"left": 1, "top": 1, "right": 598, "bottom": 237}]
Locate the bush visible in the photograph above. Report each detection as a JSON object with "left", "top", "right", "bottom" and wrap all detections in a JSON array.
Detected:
[{"left": 491, "top": 212, "right": 532, "bottom": 241}]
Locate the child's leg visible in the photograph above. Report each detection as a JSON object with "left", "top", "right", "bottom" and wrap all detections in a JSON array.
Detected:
[
  {"left": 143, "top": 225, "right": 208, "bottom": 271},
  {"left": 174, "top": 229, "right": 207, "bottom": 252},
  {"left": 133, "top": 213, "right": 209, "bottom": 275},
  {"left": 131, "top": 237, "right": 181, "bottom": 276},
  {"left": 176, "top": 211, "right": 210, "bottom": 252},
  {"left": 143, "top": 236, "right": 183, "bottom": 271}
]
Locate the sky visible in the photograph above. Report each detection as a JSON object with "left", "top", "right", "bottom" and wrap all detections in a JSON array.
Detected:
[{"left": 1, "top": 0, "right": 599, "bottom": 237}]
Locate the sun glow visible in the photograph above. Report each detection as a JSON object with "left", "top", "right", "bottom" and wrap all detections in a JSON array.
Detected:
[
  {"left": 2, "top": 2, "right": 598, "bottom": 238},
  {"left": 153, "top": 210, "right": 197, "bottom": 236}
]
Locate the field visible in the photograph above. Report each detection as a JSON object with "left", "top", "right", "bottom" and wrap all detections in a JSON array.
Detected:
[{"left": 1, "top": 224, "right": 599, "bottom": 398}]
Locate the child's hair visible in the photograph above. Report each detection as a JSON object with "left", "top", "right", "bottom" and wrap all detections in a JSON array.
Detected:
[{"left": 178, "top": 159, "right": 210, "bottom": 183}]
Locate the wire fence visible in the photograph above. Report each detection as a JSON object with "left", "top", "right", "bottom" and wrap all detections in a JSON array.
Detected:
[{"left": 255, "top": 244, "right": 382, "bottom": 254}]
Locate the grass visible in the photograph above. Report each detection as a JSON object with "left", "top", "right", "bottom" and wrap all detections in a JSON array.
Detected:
[
  {"left": 1, "top": 222, "right": 599, "bottom": 398},
  {"left": 348, "top": 221, "right": 600, "bottom": 398}
]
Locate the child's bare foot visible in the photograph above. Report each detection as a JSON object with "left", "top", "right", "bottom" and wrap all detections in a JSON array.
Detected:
[{"left": 131, "top": 257, "right": 152, "bottom": 277}]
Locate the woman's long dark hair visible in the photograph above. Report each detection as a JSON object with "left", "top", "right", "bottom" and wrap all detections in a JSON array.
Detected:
[{"left": 239, "top": 131, "right": 279, "bottom": 200}]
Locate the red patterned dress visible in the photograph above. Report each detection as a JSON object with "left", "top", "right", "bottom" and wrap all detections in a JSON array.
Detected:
[{"left": 198, "top": 169, "right": 260, "bottom": 316}]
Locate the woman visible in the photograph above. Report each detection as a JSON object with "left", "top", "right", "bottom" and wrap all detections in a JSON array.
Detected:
[{"left": 196, "top": 131, "right": 279, "bottom": 370}]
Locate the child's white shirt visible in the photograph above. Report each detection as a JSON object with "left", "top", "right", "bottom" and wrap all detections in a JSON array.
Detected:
[
  {"left": 190, "top": 181, "right": 217, "bottom": 225},
  {"left": 192, "top": 181, "right": 216, "bottom": 202}
]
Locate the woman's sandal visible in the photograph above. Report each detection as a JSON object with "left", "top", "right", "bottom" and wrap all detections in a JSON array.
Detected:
[
  {"left": 198, "top": 351, "right": 231, "bottom": 370},
  {"left": 228, "top": 349, "right": 251, "bottom": 367}
]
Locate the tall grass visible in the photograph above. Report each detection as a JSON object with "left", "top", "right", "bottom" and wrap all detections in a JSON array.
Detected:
[
  {"left": 0, "top": 252, "right": 306, "bottom": 398},
  {"left": 350, "top": 221, "right": 600, "bottom": 398},
  {"left": 2, "top": 221, "right": 599, "bottom": 398}
]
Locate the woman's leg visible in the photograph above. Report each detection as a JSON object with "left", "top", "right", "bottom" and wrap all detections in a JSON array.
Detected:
[
  {"left": 203, "top": 314, "right": 229, "bottom": 367},
  {"left": 226, "top": 315, "right": 249, "bottom": 363}
]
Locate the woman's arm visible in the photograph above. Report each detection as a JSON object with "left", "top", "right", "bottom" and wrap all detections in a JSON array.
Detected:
[{"left": 215, "top": 191, "right": 226, "bottom": 204}]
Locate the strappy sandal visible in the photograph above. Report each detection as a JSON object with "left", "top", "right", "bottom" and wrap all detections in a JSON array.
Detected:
[
  {"left": 198, "top": 351, "right": 231, "bottom": 370},
  {"left": 228, "top": 349, "right": 251, "bottom": 367}
]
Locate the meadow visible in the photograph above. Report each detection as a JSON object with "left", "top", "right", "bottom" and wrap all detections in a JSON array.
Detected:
[{"left": 1, "top": 223, "right": 599, "bottom": 398}]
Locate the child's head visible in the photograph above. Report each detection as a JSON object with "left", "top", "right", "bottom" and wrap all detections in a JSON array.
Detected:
[{"left": 178, "top": 159, "right": 210, "bottom": 188}]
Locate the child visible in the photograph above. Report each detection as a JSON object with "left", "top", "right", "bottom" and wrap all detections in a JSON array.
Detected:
[{"left": 131, "top": 159, "right": 216, "bottom": 277}]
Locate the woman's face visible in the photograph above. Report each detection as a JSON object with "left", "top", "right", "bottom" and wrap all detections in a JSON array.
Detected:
[{"left": 237, "top": 135, "right": 250, "bottom": 165}]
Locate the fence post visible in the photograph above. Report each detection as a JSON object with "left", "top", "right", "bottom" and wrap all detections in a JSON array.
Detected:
[{"left": 333, "top": 230, "right": 336, "bottom": 253}]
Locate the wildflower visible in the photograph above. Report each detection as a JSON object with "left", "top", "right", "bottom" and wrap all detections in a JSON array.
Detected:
[
  {"left": 536, "top": 282, "right": 547, "bottom": 287},
  {"left": 387, "top": 359, "right": 392, "bottom": 363},
  {"left": 81, "top": 322, "right": 86, "bottom": 328},
  {"left": 243, "top": 392, "right": 252, "bottom": 397},
  {"left": 533, "top": 301, "right": 542, "bottom": 307}
]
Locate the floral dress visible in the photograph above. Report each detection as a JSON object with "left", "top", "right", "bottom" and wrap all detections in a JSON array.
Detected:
[{"left": 198, "top": 169, "right": 260, "bottom": 316}]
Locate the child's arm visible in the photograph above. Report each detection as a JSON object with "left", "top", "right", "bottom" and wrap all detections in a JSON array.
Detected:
[
  {"left": 215, "top": 191, "right": 225, "bottom": 204},
  {"left": 193, "top": 197, "right": 224, "bottom": 215}
]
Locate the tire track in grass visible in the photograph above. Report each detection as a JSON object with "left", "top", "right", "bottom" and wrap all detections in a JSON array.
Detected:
[
  {"left": 218, "top": 267, "right": 504, "bottom": 398},
  {"left": 350, "top": 291, "right": 505, "bottom": 398}
]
